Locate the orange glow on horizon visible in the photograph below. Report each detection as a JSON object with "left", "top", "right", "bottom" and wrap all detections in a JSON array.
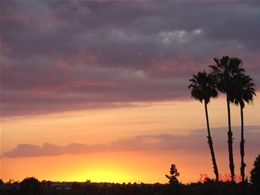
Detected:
[
  {"left": 1, "top": 92, "right": 259, "bottom": 184},
  {"left": 1, "top": 150, "right": 257, "bottom": 184}
]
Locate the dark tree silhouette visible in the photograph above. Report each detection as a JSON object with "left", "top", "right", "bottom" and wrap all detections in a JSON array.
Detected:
[
  {"left": 165, "top": 164, "right": 180, "bottom": 184},
  {"left": 71, "top": 182, "right": 82, "bottom": 190},
  {"left": 19, "top": 177, "right": 42, "bottom": 195},
  {"left": 250, "top": 155, "right": 260, "bottom": 195},
  {"left": 209, "top": 56, "right": 245, "bottom": 182},
  {"left": 233, "top": 74, "right": 256, "bottom": 185},
  {"left": 0, "top": 179, "right": 4, "bottom": 185},
  {"left": 188, "top": 71, "right": 219, "bottom": 181}
]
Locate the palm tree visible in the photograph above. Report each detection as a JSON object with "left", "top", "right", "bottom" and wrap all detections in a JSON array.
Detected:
[
  {"left": 233, "top": 74, "right": 256, "bottom": 184},
  {"left": 209, "top": 56, "right": 245, "bottom": 182},
  {"left": 188, "top": 71, "right": 219, "bottom": 181}
]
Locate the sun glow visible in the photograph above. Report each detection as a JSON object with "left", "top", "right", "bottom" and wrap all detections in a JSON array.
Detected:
[
  {"left": 1, "top": 93, "right": 259, "bottom": 183},
  {"left": 85, "top": 169, "right": 132, "bottom": 183}
]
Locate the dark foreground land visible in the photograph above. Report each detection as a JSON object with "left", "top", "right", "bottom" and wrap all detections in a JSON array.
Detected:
[{"left": 0, "top": 180, "right": 258, "bottom": 195}]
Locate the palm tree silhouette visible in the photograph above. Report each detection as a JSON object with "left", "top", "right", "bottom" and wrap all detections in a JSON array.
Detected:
[
  {"left": 209, "top": 56, "right": 245, "bottom": 182},
  {"left": 233, "top": 74, "right": 256, "bottom": 185},
  {"left": 188, "top": 71, "right": 219, "bottom": 181}
]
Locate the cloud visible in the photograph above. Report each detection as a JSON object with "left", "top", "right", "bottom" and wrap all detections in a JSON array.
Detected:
[
  {"left": 3, "top": 126, "right": 260, "bottom": 158},
  {"left": 1, "top": 0, "right": 260, "bottom": 118}
]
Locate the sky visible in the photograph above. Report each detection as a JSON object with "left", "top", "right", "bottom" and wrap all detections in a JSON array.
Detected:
[{"left": 0, "top": 0, "right": 260, "bottom": 184}]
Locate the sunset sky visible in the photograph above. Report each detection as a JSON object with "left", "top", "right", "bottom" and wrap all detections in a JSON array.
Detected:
[{"left": 1, "top": 0, "right": 260, "bottom": 184}]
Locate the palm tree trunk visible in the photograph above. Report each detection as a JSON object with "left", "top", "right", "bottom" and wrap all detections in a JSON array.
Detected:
[
  {"left": 240, "top": 105, "right": 246, "bottom": 181},
  {"left": 240, "top": 105, "right": 246, "bottom": 195},
  {"left": 204, "top": 102, "right": 219, "bottom": 181},
  {"left": 227, "top": 98, "right": 235, "bottom": 182}
]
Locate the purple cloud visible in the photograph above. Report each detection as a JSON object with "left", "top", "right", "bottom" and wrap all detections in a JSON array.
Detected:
[
  {"left": 3, "top": 126, "right": 260, "bottom": 158},
  {"left": 1, "top": 0, "right": 260, "bottom": 118}
]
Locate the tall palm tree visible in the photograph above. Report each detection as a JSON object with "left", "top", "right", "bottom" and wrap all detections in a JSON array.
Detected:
[
  {"left": 233, "top": 74, "right": 256, "bottom": 184},
  {"left": 209, "top": 56, "right": 245, "bottom": 182},
  {"left": 188, "top": 71, "right": 219, "bottom": 181}
]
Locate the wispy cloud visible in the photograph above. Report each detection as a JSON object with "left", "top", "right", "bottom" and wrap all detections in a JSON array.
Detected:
[{"left": 3, "top": 126, "right": 260, "bottom": 158}]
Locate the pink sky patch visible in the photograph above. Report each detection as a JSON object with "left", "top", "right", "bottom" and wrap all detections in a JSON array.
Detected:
[
  {"left": 34, "top": 80, "right": 116, "bottom": 94},
  {"left": 53, "top": 59, "right": 71, "bottom": 69},
  {"left": 148, "top": 55, "right": 206, "bottom": 75}
]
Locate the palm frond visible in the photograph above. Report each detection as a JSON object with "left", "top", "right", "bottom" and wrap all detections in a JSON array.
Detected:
[
  {"left": 232, "top": 74, "right": 256, "bottom": 108},
  {"left": 188, "top": 71, "right": 218, "bottom": 104}
]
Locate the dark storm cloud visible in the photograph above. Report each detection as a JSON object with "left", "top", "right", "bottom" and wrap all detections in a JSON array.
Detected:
[
  {"left": 1, "top": 0, "right": 260, "bottom": 117},
  {"left": 3, "top": 126, "right": 260, "bottom": 158}
]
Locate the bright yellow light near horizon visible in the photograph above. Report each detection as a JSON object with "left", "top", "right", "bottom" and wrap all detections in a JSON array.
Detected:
[
  {"left": 51, "top": 156, "right": 137, "bottom": 183},
  {"left": 84, "top": 169, "right": 133, "bottom": 183},
  {"left": 75, "top": 153, "right": 137, "bottom": 183},
  {"left": 59, "top": 169, "right": 130, "bottom": 183},
  {"left": 63, "top": 152, "right": 168, "bottom": 184}
]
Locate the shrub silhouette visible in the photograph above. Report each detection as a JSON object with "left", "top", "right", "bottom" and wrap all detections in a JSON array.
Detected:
[
  {"left": 19, "top": 177, "right": 42, "bottom": 195},
  {"left": 250, "top": 154, "right": 260, "bottom": 195},
  {"left": 165, "top": 164, "right": 180, "bottom": 184}
]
